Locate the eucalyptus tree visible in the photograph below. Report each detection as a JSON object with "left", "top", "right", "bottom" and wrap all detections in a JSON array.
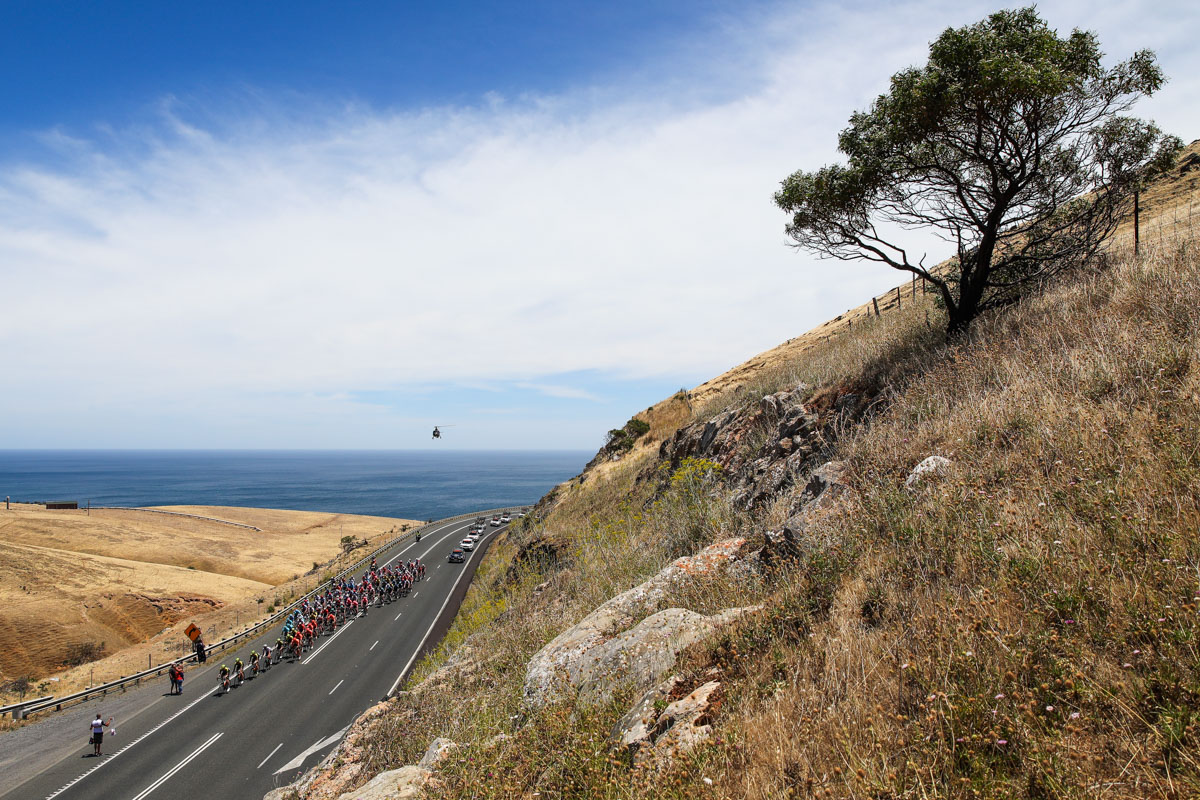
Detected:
[{"left": 774, "top": 7, "right": 1181, "bottom": 335}]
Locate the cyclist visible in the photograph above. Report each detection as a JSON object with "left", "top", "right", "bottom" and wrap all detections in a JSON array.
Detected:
[
  {"left": 249, "top": 650, "right": 260, "bottom": 677},
  {"left": 262, "top": 644, "right": 272, "bottom": 671},
  {"left": 218, "top": 664, "right": 231, "bottom": 694},
  {"left": 233, "top": 657, "right": 245, "bottom": 686}
]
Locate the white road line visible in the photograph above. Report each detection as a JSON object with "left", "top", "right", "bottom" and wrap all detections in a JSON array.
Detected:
[
  {"left": 274, "top": 727, "right": 348, "bottom": 775},
  {"left": 44, "top": 688, "right": 211, "bottom": 800},
  {"left": 386, "top": 527, "right": 498, "bottom": 697},
  {"left": 370, "top": 640, "right": 378, "bottom": 651},
  {"left": 383, "top": 519, "right": 466, "bottom": 568},
  {"left": 301, "top": 620, "right": 353, "bottom": 665},
  {"left": 394, "top": 612, "right": 402, "bottom": 621},
  {"left": 329, "top": 680, "right": 344, "bottom": 696},
  {"left": 256, "top": 743, "right": 283, "bottom": 770},
  {"left": 129, "top": 732, "right": 223, "bottom": 800},
  {"left": 412, "top": 591, "right": 419, "bottom": 597}
]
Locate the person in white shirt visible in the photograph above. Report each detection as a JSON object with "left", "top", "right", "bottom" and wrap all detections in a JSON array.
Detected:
[{"left": 89, "top": 714, "right": 112, "bottom": 756}]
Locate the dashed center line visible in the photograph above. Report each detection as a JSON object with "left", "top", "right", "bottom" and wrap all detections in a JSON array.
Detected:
[
  {"left": 257, "top": 742, "right": 283, "bottom": 770},
  {"left": 394, "top": 612, "right": 402, "bottom": 621},
  {"left": 370, "top": 640, "right": 378, "bottom": 651},
  {"left": 329, "top": 680, "right": 344, "bottom": 696}
]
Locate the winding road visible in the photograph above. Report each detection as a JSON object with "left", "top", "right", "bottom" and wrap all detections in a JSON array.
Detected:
[{"left": 1, "top": 512, "right": 508, "bottom": 800}]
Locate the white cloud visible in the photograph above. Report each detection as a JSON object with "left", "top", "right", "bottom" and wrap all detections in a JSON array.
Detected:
[
  {"left": 1, "top": 0, "right": 1197, "bottom": 447},
  {"left": 515, "top": 383, "right": 604, "bottom": 402}
]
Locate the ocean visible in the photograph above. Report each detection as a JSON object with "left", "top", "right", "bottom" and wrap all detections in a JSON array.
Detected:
[{"left": 0, "top": 450, "right": 591, "bottom": 520}]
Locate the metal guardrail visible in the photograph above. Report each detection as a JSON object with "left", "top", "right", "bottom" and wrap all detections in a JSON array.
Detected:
[
  {"left": 15, "top": 505, "right": 524, "bottom": 720},
  {"left": 0, "top": 695, "right": 53, "bottom": 719}
]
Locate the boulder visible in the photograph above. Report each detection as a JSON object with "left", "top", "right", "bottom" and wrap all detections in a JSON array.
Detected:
[
  {"left": 905, "top": 455, "right": 951, "bottom": 489},
  {"left": 650, "top": 680, "right": 722, "bottom": 760},
  {"left": 522, "top": 539, "right": 756, "bottom": 710},
  {"left": 755, "top": 527, "right": 803, "bottom": 573},
  {"left": 418, "top": 737, "right": 458, "bottom": 769},
  {"left": 782, "top": 460, "right": 849, "bottom": 533},
  {"left": 575, "top": 607, "right": 756, "bottom": 706},
  {"left": 611, "top": 676, "right": 682, "bottom": 754},
  {"left": 333, "top": 766, "right": 430, "bottom": 800},
  {"left": 610, "top": 676, "right": 724, "bottom": 767}
]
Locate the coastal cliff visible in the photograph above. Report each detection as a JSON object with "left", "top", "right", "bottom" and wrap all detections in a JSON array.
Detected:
[{"left": 270, "top": 140, "right": 1200, "bottom": 799}]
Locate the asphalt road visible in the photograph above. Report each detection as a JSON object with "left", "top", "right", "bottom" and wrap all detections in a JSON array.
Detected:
[{"left": 4, "top": 513, "right": 510, "bottom": 800}]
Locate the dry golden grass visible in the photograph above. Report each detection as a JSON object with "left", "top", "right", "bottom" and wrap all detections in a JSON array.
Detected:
[
  {"left": 0, "top": 503, "right": 419, "bottom": 698},
  {"left": 324, "top": 144, "right": 1200, "bottom": 800}
]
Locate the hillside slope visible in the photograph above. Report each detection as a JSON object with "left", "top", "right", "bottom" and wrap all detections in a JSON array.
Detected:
[
  {"left": 271, "top": 141, "right": 1200, "bottom": 800},
  {"left": 0, "top": 503, "right": 419, "bottom": 697}
]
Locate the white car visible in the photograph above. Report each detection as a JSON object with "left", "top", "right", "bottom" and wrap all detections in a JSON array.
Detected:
[
  {"left": 501, "top": 514, "right": 511, "bottom": 523},
  {"left": 490, "top": 517, "right": 501, "bottom": 527},
  {"left": 467, "top": 531, "right": 481, "bottom": 542},
  {"left": 460, "top": 538, "right": 475, "bottom": 551}
]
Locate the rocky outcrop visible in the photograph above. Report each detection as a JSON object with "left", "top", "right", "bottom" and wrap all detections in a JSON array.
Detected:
[
  {"left": 905, "top": 455, "right": 951, "bottom": 489},
  {"left": 263, "top": 710, "right": 456, "bottom": 800},
  {"left": 329, "top": 766, "right": 432, "bottom": 800},
  {"left": 782, "top": 460, "right": 849, "bottom": 532},
  {"left": 522, "top": 538, "right": 758, "bottom": 710},
  {"left": 656, "top": 383, "right": 828, "bottom": 508},
  {"left": 574, "top": 606, "right": 756, "bottom": 706},
  {"left": 610, "top": 673, "right": 724, "bottom": 767}
]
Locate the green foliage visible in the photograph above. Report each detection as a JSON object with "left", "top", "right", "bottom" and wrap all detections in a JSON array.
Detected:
[
  {"left": 774, "top": 6, "right": 1181, "bottom": 335},
  {"left": 604, "top": 416, "right": 653, "bottom": 453}
]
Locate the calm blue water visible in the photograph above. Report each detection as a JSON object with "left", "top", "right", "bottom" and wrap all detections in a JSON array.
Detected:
[{"left": 0, "top": 450, "right": 590, "bottom": 520}]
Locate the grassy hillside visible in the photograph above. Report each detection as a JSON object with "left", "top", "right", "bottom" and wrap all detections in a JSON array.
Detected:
[
  {"left": 0, "top": 505, "right": 420, "bottom": 704},
  {"left": 282, "top": 142, "right": 1200, "bottom": 800}
]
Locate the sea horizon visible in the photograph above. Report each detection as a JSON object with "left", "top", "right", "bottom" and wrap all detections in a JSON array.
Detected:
[{"left": 0, "top": 449, "right": 592, "bottom": 520}]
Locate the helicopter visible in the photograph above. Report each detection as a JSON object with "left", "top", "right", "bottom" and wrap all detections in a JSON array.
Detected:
[{"left": 432, "top": 425, "right": 454, "bottom": 440}]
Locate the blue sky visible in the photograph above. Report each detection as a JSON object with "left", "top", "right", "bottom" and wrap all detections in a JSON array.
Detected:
[{"left": 1, "top": 0, "right": 1197, "bottom": 450}]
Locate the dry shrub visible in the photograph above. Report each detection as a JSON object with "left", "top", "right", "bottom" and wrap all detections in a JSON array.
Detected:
[
  {"left": 711, "top": 238, "right": 1200, "bottom": 799},
  {"left": 347, "top": 224, "right": 1200, "bottom": 798}
]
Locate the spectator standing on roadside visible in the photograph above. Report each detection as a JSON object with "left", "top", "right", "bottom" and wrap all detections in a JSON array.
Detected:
[
  {"left": 194, "top": 635, "right": 206, "bottom": 663},
  {"left": 89, "top": 714, "right": 112, "bottom": 756}
]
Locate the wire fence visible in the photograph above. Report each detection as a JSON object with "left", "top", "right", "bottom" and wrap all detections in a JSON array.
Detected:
[{"left": 813, "top": 197, "right": 1200, "bottom": 344}]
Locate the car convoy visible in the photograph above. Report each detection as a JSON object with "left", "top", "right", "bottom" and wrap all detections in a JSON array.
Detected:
[{"left": 450, "top": 509, "right": 526, "bottom": 563}]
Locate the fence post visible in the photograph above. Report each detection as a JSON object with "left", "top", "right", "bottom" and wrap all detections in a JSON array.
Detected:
[
  {"left": 1134, "top": 191, "right": 1140, "bottom": 256},
  {"left": 896, "top": 286, "right": 901, "bottom": 311},
  {"left": 872, "top": 297, "right": 880, "bottom": 316},
  {"left": 912, "top": 274, "right": 916, "bottom": 298}
]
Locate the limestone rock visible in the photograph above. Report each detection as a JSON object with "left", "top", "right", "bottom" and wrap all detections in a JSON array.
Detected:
[
  {"left": 575, "top": 607, "right": 754, "bottom": 706},
  {"left": 651, "top": 680, "right": 721, "bottom": 759},
  {"left": 611, "top": 676, "right": 683, "bottom": 753},
  {"left": 522, "top": 539, "right": 757, "bottom": 710},
  {"left": 418, "top": 737, "right": 457, "bottom": 769},
  {"left": 905, "top": 455, "right": 951, "bottom": 489},
  {"left": 610, "top": 676, "right": 723, "bottom": 767},
  {"left": 333, "top": 765, "right": 431, "bottom": 800}
]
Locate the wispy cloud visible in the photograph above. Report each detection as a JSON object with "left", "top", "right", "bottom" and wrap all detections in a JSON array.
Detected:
[
  {"left": 1, "top": 0, "right": 1196, "bottom": 448},
  {"left": 515, "top": 383, "right": 605, "bottom": 402}
]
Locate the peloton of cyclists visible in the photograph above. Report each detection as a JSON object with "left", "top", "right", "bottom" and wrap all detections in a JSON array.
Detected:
[{"left": 210, "top": 545, "right": 440, "bottom": 696}]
